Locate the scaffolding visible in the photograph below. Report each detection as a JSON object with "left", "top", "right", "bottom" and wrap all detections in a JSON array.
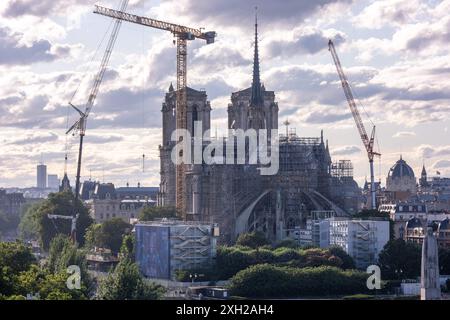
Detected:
[
  {"left": 135, "top": 221, "right": 219, "bottom": 279},
  {"left": 331, "top": 160, "right": 354, "bottom": 179}
]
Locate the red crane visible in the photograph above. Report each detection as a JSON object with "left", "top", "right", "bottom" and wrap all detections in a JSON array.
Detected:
[{"left": 328, "top": 40, "right": 381, "bottom": 210}]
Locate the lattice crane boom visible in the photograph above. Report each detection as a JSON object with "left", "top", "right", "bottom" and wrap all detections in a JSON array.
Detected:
[
  {"left": 94, "top": 5, "right": 216, "bottom": 43},
  {"left": 64, "top": 0, "right": 128, "bottom": 245},
  {"left": 94, "top": 5, "right": 216, "bottom": 218},
  {"left": 328, "top": 40, "right": 381, "bottom": 210}
]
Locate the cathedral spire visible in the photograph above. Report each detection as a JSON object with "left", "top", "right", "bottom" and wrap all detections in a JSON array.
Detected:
[{"left": 250, "top": 7, "right": 263, "bottom": 106}]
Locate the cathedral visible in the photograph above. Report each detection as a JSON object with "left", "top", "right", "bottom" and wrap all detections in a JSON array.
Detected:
[{"left": 158, "top": 18, "right": 361, "bottom": 243}]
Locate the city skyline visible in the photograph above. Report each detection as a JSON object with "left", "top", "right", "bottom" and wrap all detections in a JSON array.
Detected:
[{"left": 0, "top": 0, "right": 449, "bottom": 188}]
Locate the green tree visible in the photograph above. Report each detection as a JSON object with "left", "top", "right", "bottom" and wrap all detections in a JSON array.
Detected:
[
  {"left": 85, "top": 218, "right": 131, "bottom": 254},
  {"left": 213, "top": 245, "right": 350, "bottom": 280},
  {"left": 353, "top": 209, "right": 386, "bottom": 219},
  {"left": 120, "top": 234, "right": 136, "bottom": 261},
  {"left": 328, "top": 246, "right": 355, "bottom": 269},
  {"left": 439, "top": 247, "right": 450, "bottom": 275},
  {"left": 274, "top": 239, "right": 300, "bottom": 249},
  {"left": 0, "top": 241, "right": 36, "bottom": 273},
  {"left": 229, "top": 264, "right": 368, "bottom": 298},
  {"left": 96, "top": 259, "right": 165, "bottom": 300},
  {"left": 16, "top": 265, "right": 87, "bottom": 300},
  {"left": 378, "top": 239, "right": 421, "bottom": 280},
  {"left": 31, "top": 191, "right": 93, "bottom": 250},
  {"left": 18, "top": 203, "right": 42, "bottom": 240},
  {"left": 47, "top": 235, "right": 92, "bottom": 295},
  {"left": 236, "top": 232, "right": 270, "bottom": 249},
  {"left": 0, "top": 266, "right": 17, "bottom": 297},
  {"left": 139, "top": 206, "right": 177, "bottom": 221},
  {"left": 0, "top": 241, "right": 36, "bottom": 297}
]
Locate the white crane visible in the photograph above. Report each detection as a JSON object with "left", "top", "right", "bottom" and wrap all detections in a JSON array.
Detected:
[
  {"left": 56, "top": 0, "right": 129, "bottom": 244},
  {"left": 48, "top": 214, "right": 79, "bottom": 244}
]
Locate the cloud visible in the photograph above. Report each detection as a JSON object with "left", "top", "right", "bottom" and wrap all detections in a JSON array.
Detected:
[
  {"left": 85, "top": 134, "right": 124, "bottom": 144},
  {"left": 417, "top": 145, "right": 450, "bottom": 159},
  {"left": 156, "top": 0, "right": 352, "bottom": 29},
  {"left": 1, "top": 0, "right": 148, "bottom": 17},
  {"left": 303, "top": 109, "right": 352, "bottom": 124},
  {"left": 433, "top": 160, "right": 450, "bottom": 169},
  {"left": 393, "top": 131, "right": 416, "bottom": 138},
  {"left": 353, "top": 0, "right": 424, "bottom": 29},
  {"left": 266, "top": 27, "right": 346, "bottom": 58},
  {"left": 7, "top": 132, "right": 58, "bottom": 145},
  {"left": 2, "top": 0, "right": 99, "bottom": 17},
  {"left": 0, "top": 26, "right": 72, "bottom": 65},
  {"left": 331, "top": 145, "right": 362, "bottom": 156},
  {"left": 404, "top": 17, "right": 450, "bottom": 53}
]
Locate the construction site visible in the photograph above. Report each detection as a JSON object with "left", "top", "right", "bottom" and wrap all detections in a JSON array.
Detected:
[{"left": 60, "top": 1, "right": 379, "bottom": 249}]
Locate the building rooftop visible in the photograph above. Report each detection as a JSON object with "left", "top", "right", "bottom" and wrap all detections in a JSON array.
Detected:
[
  {"left": 406, "top": 217, "right": 423, "bottom": 229},
  {"left": 388, "top": 156, "right": 415, "bottom": 179}
]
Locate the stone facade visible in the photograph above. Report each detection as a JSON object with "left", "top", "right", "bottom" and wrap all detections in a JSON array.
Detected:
[
  {"left": 158, "top": 85, "right": 211, "bottom": 208},
  {"left": 157, "top": 20, "right": 361, "bottom": 244}
]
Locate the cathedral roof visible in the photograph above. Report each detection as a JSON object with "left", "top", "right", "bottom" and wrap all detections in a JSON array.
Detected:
[
  {"left": 388, "top": 156, "right": 415, "bottom": 179},
  {"left": 166, "top": 86, "right": 207, "bottom": 98}
]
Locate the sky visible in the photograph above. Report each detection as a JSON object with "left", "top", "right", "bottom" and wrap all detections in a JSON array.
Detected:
[{"left": 0, "top": 0, "right": 449, "bottom": 188}]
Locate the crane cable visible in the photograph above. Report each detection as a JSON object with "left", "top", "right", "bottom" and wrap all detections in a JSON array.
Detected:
[
  {"left": 69, "top": 18, "right": 115, "bottom": 105},
  {"left": 345, "top": 70, "right": 383, "bottom": 183},
  {"left": 141, "top": 25, "right": 146, "bottom": 173},
  {"left": 64, "top": 13, "right": 117, "bottom": 176},
  {"left": 348, "top": 81, "right": 382, "bottom": 157},
  {"left": 347, "top": 81, "right": 375, "bottom": 128}
]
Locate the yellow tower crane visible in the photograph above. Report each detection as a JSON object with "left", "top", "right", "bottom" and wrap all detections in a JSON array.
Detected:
[{"left": 93, "top": 5, "right": 216, "bottom": 219}]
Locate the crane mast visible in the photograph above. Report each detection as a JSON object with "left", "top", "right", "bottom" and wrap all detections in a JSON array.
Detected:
[
  {"left": 65, "top": 0, "right": 129, "bottom": 244},
  {"left": 94, "top": 5, "right": 216, "bottom": 219},
  {"left": 328, "top": 40, "right": 380, "bottom": 210}
]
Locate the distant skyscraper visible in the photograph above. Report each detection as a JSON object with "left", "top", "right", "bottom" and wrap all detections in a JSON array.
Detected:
[
  {"left": 48, "top": 174, "right": 59, "bottom": 190},
  {"left": 37, "top": 164, "right": 47, "bottom": 189}
]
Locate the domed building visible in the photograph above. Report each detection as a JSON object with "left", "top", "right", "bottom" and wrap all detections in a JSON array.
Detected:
[{"left": 386, "top": 156, "right": 417, "bottom": 201}]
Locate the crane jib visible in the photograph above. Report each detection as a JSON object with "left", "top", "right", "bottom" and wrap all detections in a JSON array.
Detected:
[{"left": 93, "top": 5, "right": 213, "bottom": 41}]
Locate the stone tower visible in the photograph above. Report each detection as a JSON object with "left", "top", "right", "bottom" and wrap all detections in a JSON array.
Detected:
[
  {"left": 420, "top": 226, "right": 441, "bottom": 300},
  {"left": 158, "top": 84, "right": 211, "bottom": 207},
  {"left": 227, "top": 13, "right": 278, "bottom": 135},
  {"left": 59, "top": 173, "right": 72, "bottom": 193},
  {"left": 420, "top": 164, "right": 428, "bottom": 188}
]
